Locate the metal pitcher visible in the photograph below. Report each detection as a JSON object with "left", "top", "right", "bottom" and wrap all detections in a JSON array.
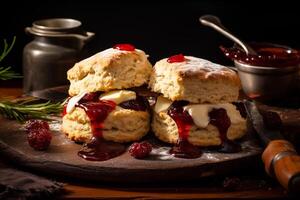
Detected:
[{"left": 23, "top": 18, "right": 95, "bottom": 93}]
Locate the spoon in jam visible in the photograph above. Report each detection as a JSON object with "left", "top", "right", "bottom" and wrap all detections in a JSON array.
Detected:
[{"left": 199, "top": 15, "right": 257, "bottom": 55}]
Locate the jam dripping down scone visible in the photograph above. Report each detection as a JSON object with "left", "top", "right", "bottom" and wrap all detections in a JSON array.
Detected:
[{"left": 150, "top": 54, "right": 246, "bottom": 157}]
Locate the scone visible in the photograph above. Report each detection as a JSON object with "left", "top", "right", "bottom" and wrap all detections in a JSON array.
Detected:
[
  {"left": 62, "top": 44, "right": 152, "bottom": 143},
  {"left": 62, "top": 90, "right": 150, "bottom": 143},
  {"left": 149, "top": 55, "right": 240, "bottom": 104},
  {"left": 150, "top": 54, "right": 246, "bottom": 147},
  {"left": 68, "top": 44, "right": 152, "bottom": 96},
  {"left": 152, "top": 97, "right": 246, "bottom": 146}
]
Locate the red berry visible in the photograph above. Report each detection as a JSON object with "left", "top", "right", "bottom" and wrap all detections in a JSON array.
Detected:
[
  {"left": 113, "top": 44, "right": 135, "bottom": 51},
  {"left": 129, "top": 141, "right": 152, "bottom": 159},
  {"left": 25, "top": 119, "right": 49, "bottom": 133},
  {"left": 167, "top": 54, "right": 186, "bottom": 63},
  {"left": 27, "top": 129, "right": 52, "bottom": 151}
]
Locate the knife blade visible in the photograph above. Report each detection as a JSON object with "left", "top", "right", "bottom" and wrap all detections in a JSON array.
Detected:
[
  {"left": 244, "top": 100, "right": 284, "bottom": 145},
  {"left": 244, "top": 99, "right": 300, "bottom": 193}
]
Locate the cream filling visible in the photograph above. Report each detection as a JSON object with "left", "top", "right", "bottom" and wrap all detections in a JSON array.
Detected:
[
  {"left": 154, "top": 96, "right": 244, "bottom": 128},
  {"left": 66, "top": 90, "right": 137, "bottom": 114},
  {"left": 99, "top": 90, "right": 136, "bottom": 104},
  {"left": 154, "top": 96, "right": 172, "bottom": 113},
  {"left": 66, "top": 92, "right": 87, "bottom": 114},
  {"left": 184, "top": 103, "right": 245, "bottom": 128}
]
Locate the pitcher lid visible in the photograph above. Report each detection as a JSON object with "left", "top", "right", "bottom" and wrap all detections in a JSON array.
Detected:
[{"left": 29, "top": 18, "right": 82, "bottom": 35}]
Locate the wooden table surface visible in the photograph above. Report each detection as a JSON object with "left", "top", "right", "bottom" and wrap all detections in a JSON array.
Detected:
[{"left": 0, "top": 85, "right": 291, "bottom": 199}]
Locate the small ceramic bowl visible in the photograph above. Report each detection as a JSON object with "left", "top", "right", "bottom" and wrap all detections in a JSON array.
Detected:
[{"left": 234, "top": 60, "right": 299, "bottom": 101}]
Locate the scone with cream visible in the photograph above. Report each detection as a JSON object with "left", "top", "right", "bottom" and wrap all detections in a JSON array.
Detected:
[
  {"left": 149, "top": 54, "right": 247, "bottom": 149},
  {"left": 62, "top": 44, "right": 152, "bottom": 143}
]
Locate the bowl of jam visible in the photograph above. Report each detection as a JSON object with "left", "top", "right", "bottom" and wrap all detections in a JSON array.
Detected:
[{"left": 221, "top": 43, "right": 300, "bottom": 101}]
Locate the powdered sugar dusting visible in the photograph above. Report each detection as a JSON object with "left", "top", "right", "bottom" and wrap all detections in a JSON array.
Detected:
[
  {"left": 171, "top": 56, "right": 232, "bottom": 76},
  {"left": 79, "top": 48, "right": 145, "bottom": 63},
  {"left": 99, "top": 48, "right": 123, "bottom": 58},
  {"left": 99, "top": 48, "right": 145, "bottom": 58}
]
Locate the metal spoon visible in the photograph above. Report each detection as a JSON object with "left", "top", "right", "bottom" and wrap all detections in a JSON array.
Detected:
[{"left": 199, "top": 15, "right": 257, "bottom": 55}]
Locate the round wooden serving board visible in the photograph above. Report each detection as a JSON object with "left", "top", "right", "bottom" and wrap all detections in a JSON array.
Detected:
[{"left": 0, "top": 116, "right": 262, "bottom": 183}]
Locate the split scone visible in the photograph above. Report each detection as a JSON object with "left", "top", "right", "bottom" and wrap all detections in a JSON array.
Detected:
[
  {"left": 62, "top": 45, "right": 152, "bottom": 143},
  {"left": 150, "top": 55, "right": 247, "bottom": 147}
]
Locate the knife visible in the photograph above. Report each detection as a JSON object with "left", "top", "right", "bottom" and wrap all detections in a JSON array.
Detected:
[{"left": 244, "top": 100, "right": 300, "bottom": 193}]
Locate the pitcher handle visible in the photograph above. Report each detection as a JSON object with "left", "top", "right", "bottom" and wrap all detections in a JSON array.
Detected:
[{"left": 79, "top": 31, "right": 95, "bottom": 43}]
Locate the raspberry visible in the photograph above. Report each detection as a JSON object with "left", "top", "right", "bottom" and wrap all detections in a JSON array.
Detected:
[
  {"left": 113, "top": 44, "right": 136, "bottom": 51},
  {"left": 27, "top": 129, "right": 52, "bottom": 151},
  {"left": 167, "top": 54, "right": 186, "bottom": 63},
  {"left": 25, "top": 119, "right": 49, "bottom": 133},
  {"left": 129, "top": 141, "right": 152, "bottom": 159}
]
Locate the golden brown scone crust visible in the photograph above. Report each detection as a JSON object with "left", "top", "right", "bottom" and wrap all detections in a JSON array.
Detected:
[
  {"left": 68, "top": 48, "right": 152, "bottom": 96},
  {"left": 149, "top": 56, "right": 241, "bottom": 104},
  {"left": 151, "top": 111, "right": 246, "bottom": 147},
  {"left": 62, "top": 106, "right": 150, "bottom": 143}
]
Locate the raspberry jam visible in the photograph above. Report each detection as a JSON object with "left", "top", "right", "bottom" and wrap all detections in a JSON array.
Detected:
[
  {"left": 167, "top": 101, "right": 202, "bottom": 158},
  {"left": 232, "top": 102, "right": 247, "bottom": 119},
  {"left": 77, "top": 100, "right": 116, "bottom": 137},
  {"left": 69, "top": 92, "right": 126, "bottom": 161},
  {"left": 63, "top": 104, "right": 67, "bottom": 116},
  {"left": 221, "top": 43, "right": 300, "bottom": 67},
  {"left": 169, "top": 140, "right": 203, "bottom": 159},
  {"left": 167, "top": 102, "right": 241, "bottom": 157},
  {"left": 167, "top": 54, "right": 186, "bottom": 63},
  {"left": 119, "top": 96, "right": 149, "bottom": 111},
  {"left": 78, "top": 137, "right": 126, "bottom": 161},
  {"left": 209, "top": 108, "right": 241, "bottom": 153},
  {"left": 113, "top": 44, "right": 135, "bottom": 51},
  {"left": 168, "top": 101, "right": 193, "bottom": 141}
]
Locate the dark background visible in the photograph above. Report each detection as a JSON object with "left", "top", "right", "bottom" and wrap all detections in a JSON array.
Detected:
[{"left": 1, "top": 0, "right": 300, "bottom": 74}]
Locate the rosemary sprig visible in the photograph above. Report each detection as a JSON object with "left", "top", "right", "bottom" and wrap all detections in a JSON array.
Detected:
[
  {"left": 0, "top": 36, "right": 61, "bottom": 122},
  {"left": 0, "top": 98, "right": 63, "bottom": 122},
  {"left": 0, "top": 36, "right": 16, "bottom": 62},
  {"left": 0, "top": 36, "right": 22, "bottom": 80},
  {"left": 0, "top": 66, "right": 22, "bottom": 80}
]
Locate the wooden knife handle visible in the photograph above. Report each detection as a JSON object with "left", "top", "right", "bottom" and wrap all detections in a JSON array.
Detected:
[{"left": 262, "top": 139, "right": 300, "bottom": 192}]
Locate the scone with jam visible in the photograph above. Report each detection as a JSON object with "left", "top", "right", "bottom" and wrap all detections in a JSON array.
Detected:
[
  {"left": 149, "top": 54, "right": 247, "bottom": 155},
  {"left": 62, "top": 44, "right": 152, "bottom": 143}
]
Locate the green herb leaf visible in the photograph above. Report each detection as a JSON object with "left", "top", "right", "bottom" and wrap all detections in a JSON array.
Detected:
[
  {"left": 0, "top": 98, "right": 63, "bottom": 122},
  {"left": 0, "top": 36, "right": 22, "bottom": 80},
  {"left": 0, "top": 36, "right": 16, "bottom": 62},
  {"left": 0, "top": 66, "right": 22, "bottom": 80}
]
